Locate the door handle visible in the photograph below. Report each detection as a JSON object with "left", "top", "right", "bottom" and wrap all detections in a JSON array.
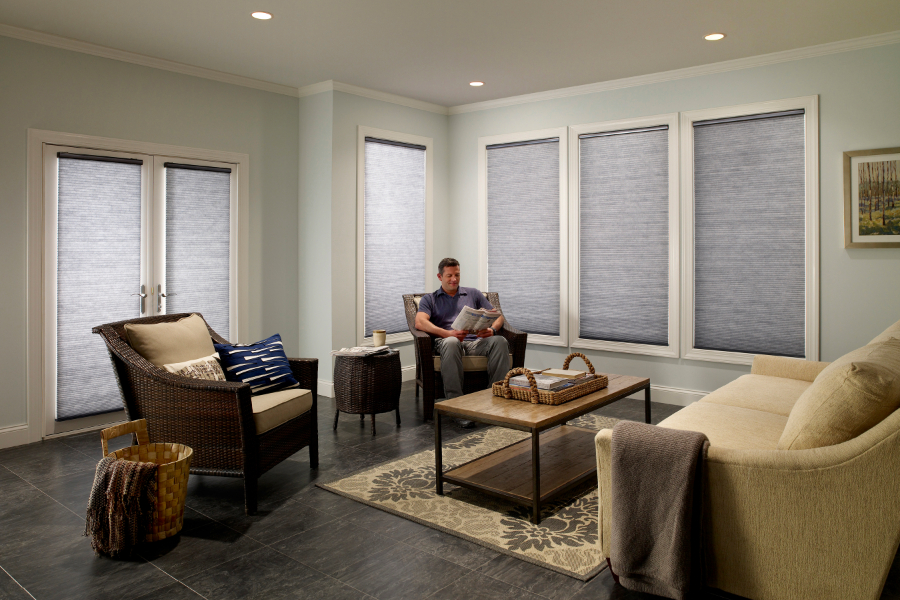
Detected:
[
  {"left": 131, "top": 285, "right": 147, "bottom": 314},
  {"left": 158, "top": 290, "right": 177, "bottom": 313}
]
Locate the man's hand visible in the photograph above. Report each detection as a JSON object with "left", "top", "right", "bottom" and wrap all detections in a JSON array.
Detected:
[
  {"left": 446, "top": 329, "right": 468, "bottom": 341},
  {"left": 475, "top": 328, "right": 494, "bottom": 338}
]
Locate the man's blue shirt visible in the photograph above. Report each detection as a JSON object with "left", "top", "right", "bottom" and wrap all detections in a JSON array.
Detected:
[{"left": 418, "top": 287, "right": 494, "bottom": 341}]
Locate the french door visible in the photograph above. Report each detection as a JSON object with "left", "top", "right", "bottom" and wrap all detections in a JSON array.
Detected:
[{"left": 42, "top": 144, "right": 236, "bottom": 436}]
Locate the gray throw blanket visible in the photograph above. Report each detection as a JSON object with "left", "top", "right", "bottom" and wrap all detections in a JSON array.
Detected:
[
  {"left": 609, "top": 421, "right": 709, "bottom": 600},
  {"left": 85, "top": 457, "right": 158, "bottom": 557}
]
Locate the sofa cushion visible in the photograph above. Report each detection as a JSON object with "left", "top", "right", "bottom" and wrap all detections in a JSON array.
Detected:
[
  {"left": 215, "top": 333, "right": 299, "bottom": 395},
  {"left": 700, "top": 374, "right": 811, "bottom": 417},
  {"left": 778, "top": 338, "right": 900, "bottom": 450},
  {"left": 868, "top": 318, "right": 900, "bottom": 346},
  {"left": 124, "top": 313, "right": 216, "bottom": 368},
  {"left": 163, "top": 353, "right": 226, "bottom": 381},
  {"left": 659, "top": 402, "right": 788, "bottom": 451},
  {"left": 252, "top": 389, "right": 313, "bottom": 434},
  {"left": 434, "top": 354, "right": 513, "bottom": 372}
]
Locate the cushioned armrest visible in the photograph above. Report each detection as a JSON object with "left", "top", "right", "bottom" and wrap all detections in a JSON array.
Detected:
[{"left": 750, "top": 355, "right": 829, "bottom": 382}]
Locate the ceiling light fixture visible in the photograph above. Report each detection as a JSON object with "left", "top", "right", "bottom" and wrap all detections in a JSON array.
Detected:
[
  {"left": 469, "top": 81, "right": 484, "bottom": 87},
  {"left": 704, "top": 33, "right": 725, "bottom": 41},
  {"left": 251, "top": 11, "right": 273, "bottom": 20}
]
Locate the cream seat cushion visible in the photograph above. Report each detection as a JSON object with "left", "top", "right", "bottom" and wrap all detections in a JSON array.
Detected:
[
  {"left": 778, "top": 338, "right": 900, "bottom": 450},
  {"left": 700, "top": 374, "right": 811, "bottom": 417},
  {"left": 659, "top": 402, "right": 788, "bottom": 451},
  {"left": 434, "top": 354, "right": 513, "bottom": 372},
  {"left": 124, "top": 314, "right": 216, "bottom": 368},
  {"left": 868, "top": 318, "right": 900, "bottom": 345},
  {"left": 252, "top": 389, "right": 313, "bottom": 434}
]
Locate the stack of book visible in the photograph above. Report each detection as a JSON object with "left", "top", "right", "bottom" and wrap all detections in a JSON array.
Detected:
[{"left": 508, "top": 370, "right": 594, "bottom": 391}]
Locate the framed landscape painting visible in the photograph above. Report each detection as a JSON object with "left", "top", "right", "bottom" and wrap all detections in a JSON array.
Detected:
[{"left": 844, "top": 147, "right": 900, "bottom": 248}]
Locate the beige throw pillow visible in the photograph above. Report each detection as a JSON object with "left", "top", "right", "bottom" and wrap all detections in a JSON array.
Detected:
[
  {"left": 778, "top": 338, "right": 900, "bottom": 450},
  {"left": 124, "top": 313, "right": 216, "bottom": 368},
  {"left": 163, "top": 353, "right": 226, "bottom": 381},
  {"left": 868, "top": 318, "right": 900, "bottom": 346}
]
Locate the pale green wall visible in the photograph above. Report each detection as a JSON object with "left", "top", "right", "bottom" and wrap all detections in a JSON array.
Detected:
[
  {"left": 329, "top": 91, "right": 450, "bottom": 375},
  {"left": 298, "top": 92, "right": 334, "bottom": 370},
  {"left": 448, "top": 43, "right": 900, "bottom": 395},
  {"left": 0, "top": 36, "right": 300, "bottom": 429}
]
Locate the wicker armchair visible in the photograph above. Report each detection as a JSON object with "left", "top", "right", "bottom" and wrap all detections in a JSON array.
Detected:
[
  {"left": 402, "top": 292, "right": 527, "bottom": 421},
  {"left": 92, "top": 313, "right": 317, "bottom": 515}
]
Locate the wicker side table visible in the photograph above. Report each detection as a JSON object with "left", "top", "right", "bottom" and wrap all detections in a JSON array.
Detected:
[{"left": 333, "top": 350, "right": 401, "bottom": 435}]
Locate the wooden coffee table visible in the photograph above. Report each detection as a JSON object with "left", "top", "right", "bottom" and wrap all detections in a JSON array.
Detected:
[{"left": 434, "top": 374, "right": 650, "bottom": 524}]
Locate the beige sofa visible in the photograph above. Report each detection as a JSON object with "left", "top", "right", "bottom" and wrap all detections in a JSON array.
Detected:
[{"left": 595, "top": 319, "right": 900, "bottom": 600}]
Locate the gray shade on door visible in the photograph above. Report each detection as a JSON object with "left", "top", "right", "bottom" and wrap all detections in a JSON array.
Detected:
[
  {"left": 56, "top": 157, "right": 140, "bottom": 420},
  {"left": 164, "top": 166, "right": 231, "bottom": 339}
]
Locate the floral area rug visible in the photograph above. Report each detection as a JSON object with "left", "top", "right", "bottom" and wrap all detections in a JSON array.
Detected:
[{"left": 318, "top": 413, "right": 619, "bottom": 580}]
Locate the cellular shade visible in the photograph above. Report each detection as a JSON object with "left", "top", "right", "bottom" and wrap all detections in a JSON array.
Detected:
[
  {"left": 56, "top": 156, "right": 140, "bottom": 420},
  {"left": 164, "top": 165, "right": 231, "bottom": 339},
  {"left": 364, "top": 137, "right": 426, "bottom": 337},
  {"left": 579, "top": 127, "right": 669, "bottom": 345},
  {"left": 487, "top": 139, "right": 560, "bottom": 336},
  {"left": 693, "top": 111, "right": 806, "bottom": 357}
]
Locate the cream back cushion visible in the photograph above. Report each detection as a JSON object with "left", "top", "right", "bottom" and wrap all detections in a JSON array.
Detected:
[
  {"left": 778, "top": 338, "right": 900, "bottom": 450},
  {"left": 124, "top": 313, "right": 216, "bottom": 368},
  {"left": 868, "top": 318, "right": 900, "bottom": 346}
]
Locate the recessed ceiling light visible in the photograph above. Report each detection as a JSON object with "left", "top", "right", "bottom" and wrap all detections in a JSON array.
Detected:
[
  {"left": 704, "top": 33, "right": 725, "bottom": 41},
  {"left": 251, "top": 11, "right": 273, "bottom": 20},
  {"left": 469, "top": 81, "right": 484, "bottom": 87}
]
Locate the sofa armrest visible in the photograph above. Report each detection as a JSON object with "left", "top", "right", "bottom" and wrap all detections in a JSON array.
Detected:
[
  {"left": 596, "top": 410, "right": 900, "bottom": 600},
  {"left": 750, "top": 354, "right": 829, "bottom": 382}
]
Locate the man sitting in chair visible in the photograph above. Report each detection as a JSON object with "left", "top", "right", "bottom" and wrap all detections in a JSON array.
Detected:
[{"left": 415, "top": 257, "right": 509, "bottom": 428}]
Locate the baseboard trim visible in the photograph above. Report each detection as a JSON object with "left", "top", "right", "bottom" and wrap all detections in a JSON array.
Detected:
[
  {"left": 401, "top": 365, "right": 416, "bottom": 382},
  {"left": 0, "top": 425, "right": 30, "bottom": 450},
  {"left": 626, "top": 384, "right": 707, "bottom": 407},
  {"left": 318, "top": 379, "right": 335, "bottom": 399}
]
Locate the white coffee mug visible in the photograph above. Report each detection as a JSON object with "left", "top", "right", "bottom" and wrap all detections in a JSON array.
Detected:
[{"left": 372, "top": 330, "right": 386, "bottom": 347}]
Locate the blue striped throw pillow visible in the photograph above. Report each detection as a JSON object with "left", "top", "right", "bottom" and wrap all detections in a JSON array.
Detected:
[{"left": 214, "top": 334, "right": 299, "bottom": 395}]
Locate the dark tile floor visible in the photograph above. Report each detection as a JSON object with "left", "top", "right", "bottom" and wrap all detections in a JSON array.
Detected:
[{"left": 0, "top": 382, "right": 896, "bottom": 600}]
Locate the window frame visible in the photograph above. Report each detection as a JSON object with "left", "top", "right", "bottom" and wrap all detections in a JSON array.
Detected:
[
  {"left": 478, "top": 127, "right": 569, "bottom": 347},
  {"left": 679, "top": 96, "right": 820, "bottom": 365},
  {"left": 27, "top": 129, "right": 249, "bottom": 440},
  {"left": 356, "top": 126, "right": 434, "bottom": 346},
  {"left": 568, "top": 114, "right": 680, "bottom": 358}
]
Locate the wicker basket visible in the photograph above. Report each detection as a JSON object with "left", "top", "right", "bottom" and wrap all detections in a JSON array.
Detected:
[
  {"left": 100, "top": 419, "right": 192, "bottom": 542},
  {"left": 492, "top": 352, "right": 609, "bottom": 405}
]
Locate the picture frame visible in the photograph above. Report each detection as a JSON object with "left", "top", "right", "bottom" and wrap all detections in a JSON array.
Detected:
[{"left": 843, "top": 147, "right": 900, "bottom": 248}]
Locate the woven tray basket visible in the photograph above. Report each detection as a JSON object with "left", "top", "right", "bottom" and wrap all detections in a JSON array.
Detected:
[
  {"left": 101, "top": 419, "right": 192, "bottom": 542},
  {"left": 492, "top": 352, "right": 609, "bottom": 406}
]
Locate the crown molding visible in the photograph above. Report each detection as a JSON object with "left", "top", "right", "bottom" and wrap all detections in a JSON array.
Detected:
[
  {"left": 449, "top": 30, "right": 900, "bottom": 115},
  {"left": 0, "top": 22, "right": 300, "bottom": 97},
  {"left": 297, "top": 80, "right": 336, "bottom": 98},
  {"left": 297, "top": 80, "right": 449, "bottom": 115}
]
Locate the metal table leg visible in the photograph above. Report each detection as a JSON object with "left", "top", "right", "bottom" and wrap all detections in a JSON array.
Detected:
[
  {"left": 644, "top": 385, "right": 652, "bottom": 424},
  {"left": 435, "top": 413, "right": 444, "bottom": 495},
  {"left": 532, "top": 429, "right": 541, "bottom": 524}
]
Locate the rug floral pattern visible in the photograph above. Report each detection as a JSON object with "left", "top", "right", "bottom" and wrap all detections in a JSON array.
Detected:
[{"left": 319, "top": 414, "right": 619, "bottom": 580}]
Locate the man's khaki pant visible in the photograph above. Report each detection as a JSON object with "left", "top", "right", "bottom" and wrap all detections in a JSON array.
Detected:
[{"left": 433, "top": 335, "right": 510, "bottom": 400}]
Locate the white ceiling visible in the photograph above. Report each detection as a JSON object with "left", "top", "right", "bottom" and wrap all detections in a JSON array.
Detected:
[{"left": 1, "top": 0, "right": 899, "bottom": 107}]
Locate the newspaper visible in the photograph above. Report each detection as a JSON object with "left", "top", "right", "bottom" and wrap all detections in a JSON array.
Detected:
[
  {"left": 331, "top": 346, "right": 390, "bottom": 357},
  {"left": 450, "top": 305, "right": 502, "bottom": 332}
]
